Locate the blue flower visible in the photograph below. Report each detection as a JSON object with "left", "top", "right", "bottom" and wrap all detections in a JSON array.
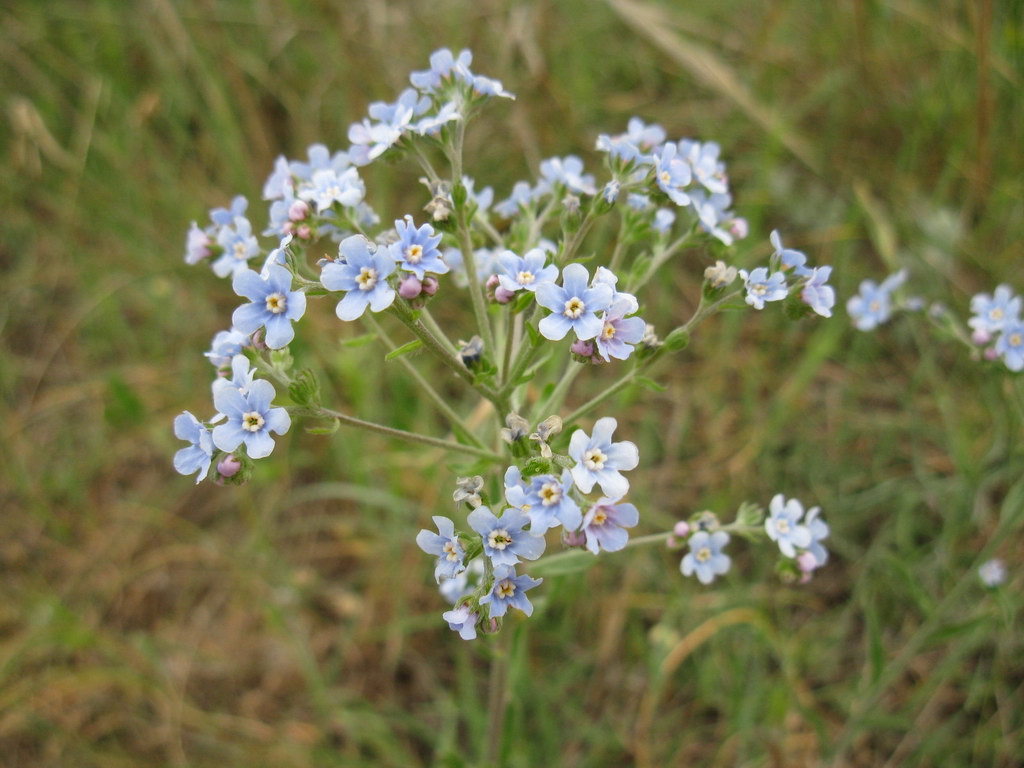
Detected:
[
  {"left": 441, "top": 603, "right": 479, "bottom": 640},
  {"left": 262, "top": 155, "right": 293, "bottom": 200},
  {"left": 410, "top": 48, "right": 474, "bottom": 92},
  {"left": 231, "top": 264, "right": 307, "bottom": 349},
  {"left": 508, "top": 468, "right": 582, "bottom": 535},
  {"left": 416, "top": 516, "right": 466, "bottom": 582},
  {"left": 568, "top": 417, "right": 639, "bottom": 498},
  {"left": 582, "top": 497, "right": 639, "bottom": 554},
  {"left": 801, "top": 266, "right": 836, "bottom": 318},
  {"left": 627, "top": 193, "right": 652, "bottom": 211},
  {"left": 536, "top": 263, "right": 614, "bottom": 341},
  {"left": 653, "top": 208, "right": 676, "bottom": 234},
  {"left": 995, "top": 319, "right": 1024, "bottom": 371},
  {"left": 212, "top": 216, "right": 261, "bottom": 278},
  {"left": 173, "top": 411, "right": 214, "bottom": 483},
  {"left": 209, "top": 195, "right": 248, "bottom": 227},
  {"left": 388, "top": 215, "right": 448, "bottom": 279},
  {"left": 770, "top": 230, "right": 809, "bottom": 274},
  {"left": 804, "top": 505, "right": 830, "bottom": 568},
  {"left": 680, "top": 530, "right": 731, "bottom": 584},
  {"left": 300, "top": 168, "right": 365, "bottom": 213},
  {"left": 205, "top": 328, "right": 250, "bottom": 368},
  {"left": 320, "top": 235, "right": 397, "bottom": 320},
  {"left": 212, "top": 379, "right": 291, "bottom": 459},
  {"left": 478, "top": 565, "right": 543, "bottom": 619},
  {"left": 969, "top": 285, "right": 1021, "bottom": 334},
  {"left": 847, "top": 270, "right": 907, "bottom": 331},
  {"left": 494, "top": 181, "right": 538, "bottom": 218},
  {"left": 439, "top": 558, "right": 485, "bottom": 604},
  {"left": 678, "top": 139, "right": 728, "bottom": 195},
  {"left": 765, "top": 494, "right": 812, "bottom": 558},
  {"left": 413, "top": 101, "right": 462, "bottom": 136},
  {"left": 595, "top": 296, "right": 646, "bottom": 362},
  {"left": 689, "top": 190, "right": 738, "bottom": 245},
  {"left": 185, "top": 222, "right": 213, "bottom": 265},
  {"left": 212, "top": 354, "right": 256, "bottom": 397},
  {"left": 626, "top": 117, "right": 666, "bottom": 152},
  {"left": 348, "top": 89, "right": 430, "bottom": 166},
  {"left": 651, "top": 143, "right": 692, "bottom": 206},
  {"left": 596, "top": 117, "right": 666, "bottom": 163},
  {"left": 739, "top": 267, "right": 788, "bottom": 310},
  {"left": 538, "top": 156, "right": 596, "bottom": 196},
  {"left": 289, "top": 144, "right": 350, "bottom": 181},
  {"left": 496, "top": 248, "right": 558, "bottom": 294},
  {"left": 467, "top": 506, "right": 546, "bottom": 567},
  {"left": 978, "top": 559, "right": 1006, "bottom": 588},
  {"left": 463, "top": 176, "right": 494, "bottom": 213},
  {"left": 469, "top": 74, "right": 515, "bottom": 100}
]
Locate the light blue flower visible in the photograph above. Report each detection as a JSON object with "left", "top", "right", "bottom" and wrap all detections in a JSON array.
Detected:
[
  {"left": 582, "top": 497, "right": 639, "bottom": 554},
  {"left": 173, "top": 411, "right": 214, "bottom": 483},
  {"left": 441, "top": 604, "right": 479, "bottom": 640},
  {"left": 770, "top": 230, "right": 809, "bottom": 274},
  {"left": 804, "top": 505, "right": 830, "bottom": 568},
  {"left": 300, "top": 167, "right": 365, "bottom": 213},
  {"left": 765, "top": 494, "right": 812, "bottom": 558},
  {"left": 740, "top": 267, "right": 788, "bottom": 310},
  {"left": 568, "top": 417, "right": 639, "bottom": 498},
  {"left": 626, "top": 117, "right": 666, "bottom": 152},
  {"left": 603, "top": 180, "right": 621, "bottom": 204},
  {"left": 689, "top": 190, "right": 737, "bottom": 245},
  {"left": 847, "top": 270, "right": 907, "bottom": 331},
  {"left": 231, "top": 264, "right": 307, "bottom": 349},
  {"left": 596, "top": 117, "right": 665, "bottom": 163},
  {"left": 410, "top": 48, "right": 474, "bottom": 92},
  {"left": 678, "top": 139, "right": 728, "bottom": 195},
  {"left": 212, "top": 216, "right": 261, "bottom": 278},
  {"left": 505, "top": 468, "right": 582, "bottom": 535},
  {"left": 978, "top": 559, "right": 1006, "bottom": 587},
  {"left": 469, "top": 74, "right": 515, "bottom": 100},
  {"left": 262, "top": 155, "right": 293, "bottom": 200},
  {"left": 443, "top": 246, "right": 499, "bottom": 287},
  {"left": 627, "top": 193, "right": 652, "bottom": 211},
  {"left": 969, "top": 285, "right": 1021, "bottom": 334},
  {"left": 439, "top": 558, "right": 485, "bottom": 604},
  {"left": 653, "top": 208, "right": 676, "bottom": 234},
  {"left": 289, "top": 144, "right": 350, "bottom": 181},
  {"left": 212, "top": 354, "right": 256, "bottom": 398},
  {"left": 185, "top": 222, "right": 213, "bottom": 265},
  {"left": 478, "top": 565, "right": 543, "bottom": 619},
  {"left": 463, "top": 176, "right": 494, "bottom": 213},
  {"left": 591, "top": 267, "right": 638, "bottom": 310},
  {"left": 651, "top": 143, "right": 692, "bottom": 206},
  {"left": 801, "top": 266, "right": 836, "bottom": 318},
  {"left": 536, "top": 263, "right": 614, "bottom": 341},
  {"left": 209, "top": 195, "right": 248, "bottom": 227},
  {"left": 212, "top": 379, "right": 291, "bottom": 459},
  {"left": 538, "top": 156, "right": 596, "bottom": 196},
  {"left": 347, "top": 89, "right": 430, "bottom": 166},
  {"left": 413, "top": 101, "right": 462, "bottom": 136},
  {"left": 496, "top": 248, "right": 558, "bottom": 294},
  {"left": 467, "top": 506, "right": 546, "bottom": 567},
  {"left": 320, "top": 235, "right": 397, "bottom": 320},
  {"left": 416, "top": 516, "right": 466, "bottom": 582},
  {"left": 494, "top": 181, "right": 538, "bottom": 218},
  {"left": 388, "top": 215, "right": 448, "bottom": 279},
  {"left": 995, "top": 319, "right": 1024, "bottom": 371},
  {"left": 595, "top": 297, "right": 647, "bottom": 361},
  {"left": 205, "top": 328, "right": 250, "bottom": 368},
  {"left": 681, "top": 530, "right": 731, "bottom": 584}
]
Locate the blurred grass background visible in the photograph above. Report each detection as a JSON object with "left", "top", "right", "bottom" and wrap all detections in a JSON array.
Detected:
[{"left": 2, "top": 0, "right": 1023, "bottom": 765}]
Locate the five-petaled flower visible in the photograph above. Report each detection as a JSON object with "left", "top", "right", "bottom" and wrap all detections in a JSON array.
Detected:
[
  {"left": 536, "top": 263, "right": 614, "bottom": 341},
  {"left": 681, "top": 530, "right": 731, "bottom": 584},
  {"left": 212, "top": 379, "right": 291, "bottom": 460},
  {"left": 468, "top": 506, "right": 546, "bottom": 567},
  {"left": 479, "top": 565, "right": 543, "bottom": 618},
  {"left": 496, "top": 248, "right": 558, "bottom": 295},
  {"left": 765, "top": 494, "right": 812, "bottom": 558},
  {"left": 847, "top": 270, "right": 907, "bottom": 331},
  {"left": 582, "top": 498, "right": 639, "bottom": 554},
  {"left": 504, "top": 467, "right": 582, "bottom": 535},
  {"left": 173, "top": 411, "right": 214, "bottom": 483},
  {"left": 739, "top": 267, "right": 788, "bottom": 310},
  {"left": 416, "top": 516, "right": 467, "bottom": 582},
  {"left": 568, "top": 417, "right": 639, "bottom": 499},
  {"left": 321, "top": 235, "right": 398, "bottom": 320},
  {"left": 231, "top": 264, "right": 307, "bottom": 349},
  {"left": 389, "top": 215, "right": 448, "bottom": 279}
]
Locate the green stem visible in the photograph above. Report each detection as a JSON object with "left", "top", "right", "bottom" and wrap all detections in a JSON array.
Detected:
[
  {"left": 534, "top": 361, "right": 583, "bottom": 423},
  {"left": 500, "top": 311, "right": 519, "bottom": 386},
  {"left": 483, "top": 628, "right": 512, "bottom": 767},
  {"left": 420, "top": 306, "right": 459, "bottom": 355},
  {"left": 363, "top": 314, "right": 487, "bottom": 450},
  {"left": 315, "top": 407, "right": 504, "bottom": 463}
]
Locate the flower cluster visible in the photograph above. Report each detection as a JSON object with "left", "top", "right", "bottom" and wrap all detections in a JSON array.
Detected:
[{"left": 174, "top": 47, "right": 837, "bottom": 641}]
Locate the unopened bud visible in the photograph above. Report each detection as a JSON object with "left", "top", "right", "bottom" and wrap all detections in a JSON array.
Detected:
[
  {"left": 398, "top": 275, "right": 423, "bottom": 299},
  {"left": 217, "top": 454, "right": 242, "bottom": 478},
  {"left": 296, "top": 224, "right": 313, "bottom": 240},
  {"left": 570, "top": 339, "right": 595, "bottom": 362},
  {"left": 494, "top": 286, "right": 516, "bottom": 304},
  {"left": 562, "top": 529, "right": 587, "bottom": 548},
  {"left": 796, "top": 551, "right": 817, "bottom": 573},
  {"left": 421, "top": 276, "right": 439, "bottom": 296},
  {"left": 288, "top": 200, "right": 310, "bottom": 221},
  {"left": 673, "top": 521, "right": 690, "bottom": 538},
  {"left": 972, "top": 328, "right": 991, "bottom": 345}
]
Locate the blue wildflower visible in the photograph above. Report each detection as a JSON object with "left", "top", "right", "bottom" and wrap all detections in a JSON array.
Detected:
[
  {"left": 469, "top": 74, "right": 515, "bottom": 100},
  {"left": 463, "top": 176, "right": 494, "bottom": 213},
  {"left": 690, "top": 190, "right": 739, "bottom": 245},
  {"left": 770, "top": 230, "right": 809, "bottom": 274},
  {"left": 442, "top": 604, "right": 479, "bottom": 640},
  {"left": 804, "top": 505, "right": 830, "bottom": 568},
  {"left": 209, "top": 195, "right": 248, "bottom": 228},
  {"left": 536, "top": 263, "right": 614, "bottom": 341},
  {"left": 467, "top": 506, "right": 546, "bottom": 567},
  {"left": 212, "top": 216, "right": 261, "bottom": 278},
  {"left": 680, "top": 530, "right": 731, "bottom": 584},
  {"left": 568, "top": 417, "right": 639, "bottom": 498},
  {"left": 413, "top": 101, "right": 462, "bottom": 136},
  {"left": 494, "top": 181, "right": 538, "bottom": 218},
  {"left": 230, "top": 264, "right": 307, "bottom": 349},
  {"left": 847, "top": 270, "right": 907, "bottom": 331},
  {"left": 653, "top": 208, "right": 676, "bottom": 234},
  {"left": 765, "top": 494, "right": 812, "bottom": 558},
  {"left": 389, "top": 215, "right": 448, "bottom": 279},
  {"left": 289, "top": 144, "right": 350, "bottom": 181},
  {"left": 439, "top": 558, "right": 485, "bottom": 604},
  {"left": 739, "top": 267, "right": 788, "bottom": 310},
  {"left": 262, "top": 155, "right": 293, "bottom": 200},
  {"left": 416, "top": 516, "right": 466, "bottom": 582},
  {"left": 969, "top": 285, "right": 1021, "bottom": 334},
  {"left": 212, "top": 354, "right": 256, "bottom": 397},
  {"left": 538, "top": 156, "right": 597, "bottom": 196},
  {"left": 496, "top": 248, "right": 558, "bottom": 294},
  {"left": 212, "top": 379, "right": 291, "bottom": 459},
  {"left": 348, "top": 89, "right": 431, "bottom": 166},
  {"left": 651, "top": 143, "right": 692, "bottom": 206},
  {"left": 979, "top": 559, "right": 1006, "bottom": 588},
  {"left": 300, "top": 167, "right": 365, "bottom": 213},
  {"left": 678, "top": 139, "right": 728, "bottom": 195},
  {"left": 595, "top": 296, "right": 646, "bottom": 361},
  {"left": 205, "top": 327, "right": 250, "bottom": 368},
  {"left": 185, "top": 222, "right": 213, "bottom": 265},
  {"left": 508, "top": 468, "right": 582, "bottom": 535},
  {"left": 582, "top": 497, "right": 639, "bottom": 554},
  {"left": 479, "top": 565, "right": 543, "bottom": 619},
  {"left": 173, "top": 411, "right": 214, "bottom": 483},
  {"left": 320, "top": 235, "right": 398, "bottom": 320},
  {"left": 995, "top": 319, "right": 1024, "bottom": 371},
  {"left": 801, "top": 266, "right": 836, "bottom": 318},
  {"left": 410, "top": 48, "right": 474, "bottom": 92}
]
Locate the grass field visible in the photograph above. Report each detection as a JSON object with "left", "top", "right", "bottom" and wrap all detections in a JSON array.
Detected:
[{"left": 2, "top": 1, "right": 1022, "bottom": 766}]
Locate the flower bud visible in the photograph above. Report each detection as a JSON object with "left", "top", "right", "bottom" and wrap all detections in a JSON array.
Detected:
[
  {"left": 494, "top": 285, "right": 516, "bottom": 304},
  {"left": 398, "top": 275, "right": 423, "bottom": 299},
  {"left": 251, "top": 328, "right": 269, "bottom": 351},
  {"left": 972, "top": 328, "right": 991, "bottom": 345},
  {"left": 727, "top": 217, "right": 749, "bottom": 240},
  {"left": 217, "top": 454, "right": 242, "bottom": 478},
  {"left": 562, "top": 529, "right": 587, "bottom": 548},
  {"left": 570, "top": 339, "right": 595, "bottom": 363},
  {"left": 421, "top": 276, "right": 439, "bottom": 296},
  {"left": 296, "top": 224, "right": 313, "bottom": 240},
  {"left": 796, "top": 551, "right": 817, "bottom": 573},
  {"left": 673, "top": 521, "right": 690, "bottom": 538},
  {"left": 288, "top": 200, "right": 310, "bottom": 221},
  {"left": 984, "top": 346, "right": 999, "bottom": 361}
]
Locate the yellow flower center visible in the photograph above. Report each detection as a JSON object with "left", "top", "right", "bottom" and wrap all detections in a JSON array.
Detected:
[
  {"left": 242, "top": 411, "right": 265, "bottom": 432},
  {"left": 233, "top": 241, "right": 248, "bottom": 260},
  {"left": 602, "top": 322, "right": 617, "bottom": 339},
  {"left": 356, "top": 267, "right": 378, "bottom": 291},
  {"left": 591, "top": 508, "right": 608, "bottom": 526},
  {"left": 443, "top": 541, "right": 460, "bottom": 562},
  {"left": 539, "top": 483, "right": 561, "bottom": 506},
  {"left": 1010, "top": 333, "right": 1023, "bottom": 347},
  {"left": 659, "top": 170, "right": 671, "bottom": 184},
  {"left": 517, "top": 270, "right": 535, "bottom": 285},
  {"left": 488, "top": 529, "right": 512, "bottom": 550},
  {"left": 496, "top": 579, "right": 516, "bottom": 598},
  {"left": 776, "top": 518, "right": 790, "bottom": 534},
  {"left": 564, "top": 297, "right": 586, "bottom": 319},
  {"left": 265, "top": 292, "right": 287, "bottom": 314},
  {"left": 869, "top": 300, "right": 882, "bottom": 313},
  {"left": 696, "top": 546, "right": 711, "bottom": 563},
  {"left": 405, "top": 244, "right": 424, "bottom": 264},
  {"left": 583, "top": 448, "right": 607, "bottom": 471},
  {"left": 990, "top": 307, "right": 1004, "bottom": 320},
  {"left": 752, "top": 284, "right": 767, "bottom": 296}
]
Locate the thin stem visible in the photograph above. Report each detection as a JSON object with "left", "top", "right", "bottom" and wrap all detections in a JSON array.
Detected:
[
  {"left": 627, "top": 230, "right": 696, "bottom": 294},
  {"left": 412, "top": 143, "right": 442, "bottom": 185},
  {"left": 420, "top": 306, "right": 459, "bottom": 355},
  {"left": 363, "top": 314, "right": 487, "bottom": 449},
  {"left": 534, "top": 361, "right": 583, "bottom": 423},
  {"left": 532, "top": 532, "right": 670, "bottom": 575},
  {"left": 607, "top": 211, "right": 630, "bottom": 273},
  {"left": 483, "top": 629, "right": 512, "bottom": 767},
  {"left": 316, "top": 407, "right": 504, "bottom": 463},
  {"left": 562, "top": 368, "right": 636, "bottom": 426},
  {"left": 525, "top": 196, "right": 559, "bottom": 249},
  {"left": 500, "top": 312, "right": 518, "bottom": 386}
]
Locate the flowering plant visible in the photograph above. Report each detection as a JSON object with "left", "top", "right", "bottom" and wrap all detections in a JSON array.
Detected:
[{"left": 175, "top": 48, "right": 834, "bottom": 642}]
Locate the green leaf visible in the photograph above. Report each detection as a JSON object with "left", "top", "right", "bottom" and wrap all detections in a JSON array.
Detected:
[
  {"left": 635, "top": 375, "right": 667, "bottom": 392},
  {"left": 305, "top": 418, "right": 340, "bottom": 435},
  {"left": 385, "top": 339, "right": 424, "bottom": 361}
]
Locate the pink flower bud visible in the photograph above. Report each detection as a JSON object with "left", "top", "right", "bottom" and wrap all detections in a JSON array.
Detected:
[
  {"left": 288, "top": 200, "right": 310, "bottom": 221},
  {"left": 282, "top": 221, "right": 295, "bottom": 235},
  {"left": 562, "top": 529, "right": 586, "bottom": 548},
  {"left": 570, "top": 339, "right": 595, "bottom": 358},
  {"left": 485, "top": 274, "right": 500, "bottom": 289},
  {"left": 666, "top": 535, "right": 678, "bottom": 548},
  {"left": 728, "top": 217, "right": 749, "bottom": 240},
  {"left": 673, "top": 521, "right": 690, "bottom": 538},
  {"left": 421, "top": 276, "right": 439, "bottom": 296},
  {"left": 494, "top": 286, "right": 516, "bottom": 304},
  {"left": 218, "top": 454, "right": 242, "bottom": 478},
  {"left": 398, "top": 275, "right": 423, "bottom": 299},
  {"left": 796, "top": 551, "right": 817, "bottom": 573},
  {"left": 984, "top": 346, "right": 1000, "bottom": 361},
  {"left": 972, "top": 328, "right": 992, "bottom": 345},
  {"left": 296, "top": 224, "right": 312, "bottom": 240}
]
